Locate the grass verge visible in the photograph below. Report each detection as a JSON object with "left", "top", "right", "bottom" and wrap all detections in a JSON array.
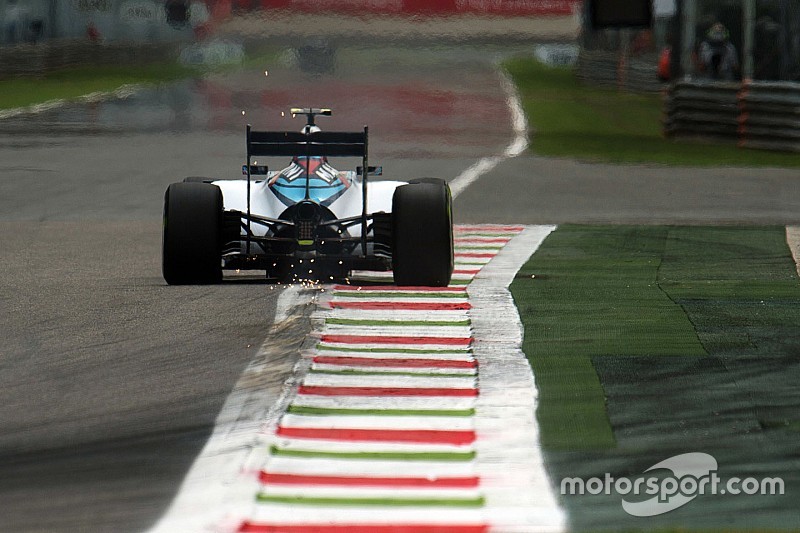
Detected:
[
  {"left": 0, "top": 63, "right": 200, "bottom": 111},
  {"left": 510, "top": 226, "right": 706, "bottom": 450},
  {"left": 0, "top": 44, "right": 283, "bottom": 111},
  {"left": 503, "top": 57, "right": 800, "bottom": 167},
  {"left": 511, "top": 225, "right": 800, "bottom": 451}
]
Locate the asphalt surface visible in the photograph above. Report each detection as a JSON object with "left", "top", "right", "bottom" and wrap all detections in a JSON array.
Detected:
[
  {"left": 0, "top": 149, "right": 291, "bottom": 531},
  {"left": 455, "top": 156, "right": 800, "bottom": 225},
  {"left": 2, "top": 41, "right": 800, "bottom": 533},
  {"left": 0, "top": 44, "right": 514, "bottom": 533}
]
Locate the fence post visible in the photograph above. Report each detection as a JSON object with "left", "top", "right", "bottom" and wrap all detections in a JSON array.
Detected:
[
  {"left": 618, "top": 29, "right": 630, "bottom": 91},
  {"left": 742, "top": 0, "right": 756, "bottom": 80},
  {"left": 679, "top": 0, "right": 697, "bottom": 80},
  {"left": 737, "top": 80, "right": 750, "bottom": 148}
]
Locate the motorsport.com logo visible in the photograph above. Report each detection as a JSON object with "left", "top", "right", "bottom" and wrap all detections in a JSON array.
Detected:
[{"left": 560, "top": 453, "right": 784, "bottom": 517}]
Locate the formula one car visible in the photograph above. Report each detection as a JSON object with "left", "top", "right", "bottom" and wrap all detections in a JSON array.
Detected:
[{"left": 162, "top": 108, "right": 453, "bottom": 286}]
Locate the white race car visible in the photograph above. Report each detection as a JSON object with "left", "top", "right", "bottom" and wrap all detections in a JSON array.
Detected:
[{"left": 162, "top": 108, "right": 454, "bottom": 286}]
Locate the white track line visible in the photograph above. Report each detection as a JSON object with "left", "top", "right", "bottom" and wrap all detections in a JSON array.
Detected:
[
  {"left": 317, "top": 343, "right": 471, "bottom": 352},
  {"left": 0, "top": 84, "right": 141, "bottom": 120},
  {"left": 320, "top": 323, "right": 471, "bottom": 333},
  {"left": 265, "top": 458, "right": 478, "bottom": 477},
  {"left": 310, "top": 364, "right": 477, "bottom": 375},
  {"left": 270, "top": 439, "right": 476, "bottom": 454},
  {"left": 470, "top": 225, "right": 566, "bottom": 533},
  {"left": 148, "top": 285, "right": 307, "bottom": 533},
  {"left": 244, "top": 505, "right": 488, "bottom": 524},
  {"left": 258, "top": 486, "right": 484, "bottom": 499},
  {"left": 309, "top": 351, "right": 476, "bottom": 361},
  {"left": 787, "top": 227, "right": 800, "bottom": 278},
  {"left": 300, "top": 373, "right": 477, "bottom": 389},
  {"left": 325, "top": 310, "right": 471, "bottom": 321},
  {"left": 449, "top": 70, "right": 528, "bottom": 199},
  {"left": 280, "top": 414, "right": 475, "bottom": 430},
  {"left": 291, "top": 396, "right": 478, "bottom": 411}
]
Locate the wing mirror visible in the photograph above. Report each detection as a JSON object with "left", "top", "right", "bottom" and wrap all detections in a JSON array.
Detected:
[
  {"left": 357, "top": 166, "right": 382, "bottom": 176},
  {"left": 243, "top": 164, "right": 269, "bottom": 175}
]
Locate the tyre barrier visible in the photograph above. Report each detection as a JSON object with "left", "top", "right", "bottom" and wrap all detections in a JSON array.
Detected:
[{"left": 664, "top": 80, "right": 800, "bottom": 152}]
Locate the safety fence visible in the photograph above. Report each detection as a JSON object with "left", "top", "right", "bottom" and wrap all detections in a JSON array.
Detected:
[
  {"left": 576, "top": 49, "right": 665, "bottom": 93},
  {"left": 0, "top": 41, "right": 180, "bottom": 79},
  {"left": 664, "top": 80, "right": 800, "bottom": 152}
]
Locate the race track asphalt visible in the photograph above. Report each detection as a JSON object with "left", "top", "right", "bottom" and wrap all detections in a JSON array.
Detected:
[
  {"left": 0, "top": 44, "right": 514, "bottom": 532},
  {"left": 0, "top": 134, "right": 294, "bottom": 531},
  {"left": 1, "top": 42, "right": 800, "bottom": 532},
  {"left": 455, "top": 155, "right": 800, "bottom": 225}
]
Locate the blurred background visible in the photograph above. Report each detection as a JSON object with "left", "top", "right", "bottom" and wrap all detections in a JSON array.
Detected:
[
  {"left": 2, "top": 0, "right": 798, "bottom": 152},
  {"left": 1, "top": 2, "right": 800, "bottom": 533}
]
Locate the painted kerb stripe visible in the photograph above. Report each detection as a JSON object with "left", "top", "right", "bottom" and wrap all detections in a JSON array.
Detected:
[
  {"left": 244, "top": 226, "right": 519, "bottom": 532},
  {"left": 147, "top": 225, "right": 563, "bottom": 533}
]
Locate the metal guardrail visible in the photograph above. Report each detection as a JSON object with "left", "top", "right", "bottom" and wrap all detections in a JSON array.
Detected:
[
  {"left": 0, "top": 41, "right": 181, "bottom": 79},
  {"left": 664, "top": 80, "right": 800, "bottom": 152},
  {"left": 663, "top": 82, "right": 741, "bottom": 141},
  {"left": 739, "top": 82, "right": 800, "bottom": 152}
]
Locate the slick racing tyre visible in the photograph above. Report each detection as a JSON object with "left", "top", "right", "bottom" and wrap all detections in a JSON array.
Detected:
[
  {"left": 163, "top": 182, "right": 223, "bottom": 285},
  {"left": 392, "top": 179, "right": 454, "bottom": 287}
]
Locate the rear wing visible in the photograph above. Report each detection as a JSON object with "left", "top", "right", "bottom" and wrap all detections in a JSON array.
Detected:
[
  {"left": 247, "top": 130, "right": 367, "bottom": 158},
  {"left": 244, "top": 124, "right": 371, "bottom": 255}
]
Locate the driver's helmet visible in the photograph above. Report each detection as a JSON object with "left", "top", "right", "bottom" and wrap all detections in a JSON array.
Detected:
[
  {"left": 292, "top": 154, "right": 329, "bottom": 167},
  {"left": 270, "top": 154, "right": 346, "bottom": 206},
  {"left": 302, "top": 124, "right": 321, "bottom": 134},
  {"left": 707, "top": 23, "right": 729, "bottom": 43}
]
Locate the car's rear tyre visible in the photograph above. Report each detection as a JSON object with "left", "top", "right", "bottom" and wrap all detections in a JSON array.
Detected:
[
  {"left": 163, "top": 182, "right": 223, "bottom": 285},
  {"left": 392, "top": 179, "right": 454, "bottom": 287}
]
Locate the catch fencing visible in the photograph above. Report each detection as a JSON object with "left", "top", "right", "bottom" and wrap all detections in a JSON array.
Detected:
[
  {"left": 664, "top": 80, "right": 800, "bottom": 152},
  {"left": 576, "top": 49, "right": 665, "bottom": 93}
]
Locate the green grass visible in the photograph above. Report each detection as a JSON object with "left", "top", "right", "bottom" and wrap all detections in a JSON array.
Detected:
[
  {"left": 521, "top": 226, "right": 800, "bottom": 529},
  {"left": 512, "top": 226, "right": 800, "bottom": 451},
  {"left": 0, "top": 63, "right": 199, "bottom": 110},
  {"left": 660, "top": 227, "right": 800, "bottom": 383},
  {"left": 511, "top": 226, "right": 707, "bottom": 450},
  {"left": 0, "top": 44, "right": 284, "bottom": 111},
  {"left": 503, "top": 57, "right": 800, "bottom": 167}
]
